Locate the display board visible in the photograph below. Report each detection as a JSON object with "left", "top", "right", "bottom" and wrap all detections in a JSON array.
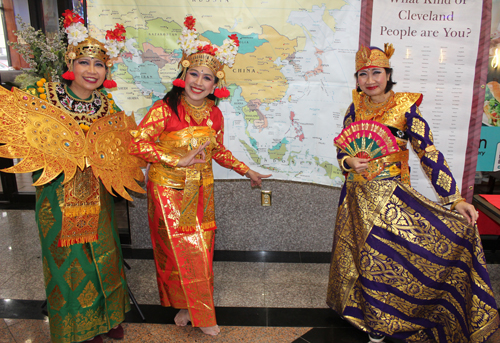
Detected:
[{"left": 371, "top": 0, "right": 483, "bottom": 201}]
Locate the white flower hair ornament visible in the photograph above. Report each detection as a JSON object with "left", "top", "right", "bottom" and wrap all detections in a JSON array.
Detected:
[
  {"left": 174, "top": 15, "right": 239, "bottom": 98},
  {"left": 61, "top": 10, "right": 126, "bottom": 89}
]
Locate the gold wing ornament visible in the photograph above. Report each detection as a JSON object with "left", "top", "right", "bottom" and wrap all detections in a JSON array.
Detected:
[
  {"left": 0, "top": 87, "right": 86, "bottom": 185},
  {"left": 0, "top": 86, "right": 146, "bottom": 200},
  {"left": 85, "top": 112, "right": 146, "bottom": 200}
]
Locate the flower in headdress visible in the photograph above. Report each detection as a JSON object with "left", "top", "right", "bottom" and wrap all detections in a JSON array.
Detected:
[
  {"left": 66, "top": 22, "right": 88, "bottom": 46},
  {"left": 199, "top": 44, "right": 218, "bottom": 56},
  {"left": 184, "top": 16, "right": 196, "bottom": 30},
  {"left": 178, "top": 27, "right": 199, "bottom": 55},
  {"left": 62, "top": 9, "right": 84, "bottom": 28},
  {"left": 106, "top": 23, "right": 126, "bottom": 42},
  {"left": 104, "top": 23, "right": 127, "bottom": 58},
  {"left": 228, "top": 34, "right": 240, "bottom": 47},
  {"left": 104, "top": 44, "right": 120, "bottom": 59},
  {"left": 217, "top": 37, "right": 239, "bottom": 67},
  {"left": 62, "top": 10, "right": 88, "bottom": 46},
  {"left": 177, "top": 15, "right": 240, "bottom": 71}
]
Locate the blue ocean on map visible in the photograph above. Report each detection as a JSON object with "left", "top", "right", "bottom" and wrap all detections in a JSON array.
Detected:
[
  {"left": 270, "top": 138, "right": 289, "bottom": 151},
  {"left": 202, "top": 29, "right": 267, "bottom": 54},
  {"left": 122, "top": 59, "right": 166, "bottom": 94}
]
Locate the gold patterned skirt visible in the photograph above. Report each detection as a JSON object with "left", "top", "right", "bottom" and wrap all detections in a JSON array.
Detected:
[
  {"left": 327, "top": 179, "right": 499, "bottom": 343},
  {"left": 147, "top": 181, "right": 216, "bottom": 327},
  {"left": 35, "top": 171, "right": 130, "bottom": 343}
]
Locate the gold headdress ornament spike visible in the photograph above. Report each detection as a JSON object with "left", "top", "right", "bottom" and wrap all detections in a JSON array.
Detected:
[
  {"left": 355, "top": 43, "right": 394, "bottom": 72},
  {"left": 384, "top": 43, "right": 395, "bottom": 59}
]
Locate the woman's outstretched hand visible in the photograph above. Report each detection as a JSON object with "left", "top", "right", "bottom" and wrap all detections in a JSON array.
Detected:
[
  {"left": 245, "top": 169, "right": 272, "bottom": 187},
  {"left": 177, "top": 140, "right": 211, "bottom": 167},
  {"left": 454, "top": 201, "right": 479, "bottom": 225},
  {"left": 345, "top": 157, "right": 370, "bottom": 173}
]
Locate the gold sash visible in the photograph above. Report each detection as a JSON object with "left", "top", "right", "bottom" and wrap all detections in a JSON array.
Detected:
[
  {"left": 149, "top": 126, "right": 217, "bottom": 233},
  {"left": 59, "top": 167, "right": 101, "bottom": 246}
]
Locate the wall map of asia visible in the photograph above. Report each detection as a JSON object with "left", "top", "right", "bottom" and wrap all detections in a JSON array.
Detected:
[{"left": 87, "top": 0, "right": 361, "bottom": 186}]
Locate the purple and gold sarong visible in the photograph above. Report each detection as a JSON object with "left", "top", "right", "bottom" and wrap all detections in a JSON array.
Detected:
[
  {"left": 328, "top": 91, "right": 499, "bottom": 343},
  {"left": 327, "top": 179, "right": 499, "bottom": 342}
]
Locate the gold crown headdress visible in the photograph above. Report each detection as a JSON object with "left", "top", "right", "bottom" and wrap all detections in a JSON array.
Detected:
[
  {"left": 61, "top": 10, "right": 126, "bottom": 88},
  {"left": 173, "top": 16, "right": 240, "bottom": 98},
  {"left": 355, "top": 43, "right": 395, "bottom": 72}
]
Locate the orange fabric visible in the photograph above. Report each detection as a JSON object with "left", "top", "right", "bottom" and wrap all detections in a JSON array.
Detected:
[
  {"left": 59, "top": 167, "right": 100, "bottom": 246},
  {"left": 147, "top": 182, "right": 216, "bottom": 327}
]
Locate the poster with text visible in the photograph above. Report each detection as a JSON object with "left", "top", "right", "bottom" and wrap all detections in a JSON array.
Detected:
[{"left": 371, "top": 0, "right": 483, "bottom": 202}]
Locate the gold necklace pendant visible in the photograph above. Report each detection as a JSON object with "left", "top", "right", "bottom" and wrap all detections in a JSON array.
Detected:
[
  {"left": 181, "top": 95, "right": 211, "bottom": 125},
  {"left": 359, "top": 91, "right": 394, "bottom": 121}
]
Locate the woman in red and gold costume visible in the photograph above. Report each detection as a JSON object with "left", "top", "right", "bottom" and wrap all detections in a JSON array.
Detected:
[
  {"left": 129, "top": 16, "right": 271, "bottom": 336},
  {"left": 0, "top": 11, "right": 145, "bottom": 343},
  {"left": 327, "top": 44, "right": 499, "bottom": 343}
]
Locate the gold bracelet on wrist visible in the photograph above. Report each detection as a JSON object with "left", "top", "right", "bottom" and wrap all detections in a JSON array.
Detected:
[
  {"left": 450, "top": 197, "right": 466, "bottom": 211},
  {"left": 340, "top": 155, "right": 353, "bottom": 172}
]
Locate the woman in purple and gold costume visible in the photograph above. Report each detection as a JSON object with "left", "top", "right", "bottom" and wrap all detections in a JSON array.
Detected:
[
  {"left": 129, "top": 16, "right": 270, "bottom": 336},
  {"left": 327, "top": 44, "right": 500, "bottom": 343},
  {"left": 0, "top": 11, "right": 146, "bottom": 343}
]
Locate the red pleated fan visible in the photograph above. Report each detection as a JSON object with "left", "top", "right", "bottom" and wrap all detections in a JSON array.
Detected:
[{"left": 334, "top": 120, "right": 399, "bottom": 160}]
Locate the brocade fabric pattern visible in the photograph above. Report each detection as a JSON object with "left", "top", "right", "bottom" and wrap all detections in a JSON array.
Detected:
[
  {"left": 327, "top": 91, "right": 499, "bottom": 343},
  {"left": 45, "top": 82, "right": 109, "bottom": 126},
  {"left": 148, "top": 183, "right": 217, "bottom": 327},
  {"left": 33, "top": 84, "right": 130, "bottom": 343},
  {"left": 130, "top": 99, "right": 249, "bottom": 326}
]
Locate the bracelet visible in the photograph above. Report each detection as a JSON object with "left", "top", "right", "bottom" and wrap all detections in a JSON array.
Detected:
[
  {"left": 340, "top": 155, "right": 353, "bottom": 172},
  {"left": 450, "top": 197, "right": 466, "bottom": 211}
]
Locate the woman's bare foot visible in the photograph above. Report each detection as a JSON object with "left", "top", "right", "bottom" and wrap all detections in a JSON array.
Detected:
[
  {"left": 174, "top": 309, "right": 190, "bottom": 326},
  {"left": 200, "top": 325, "right": 220, "bottom": 336}
]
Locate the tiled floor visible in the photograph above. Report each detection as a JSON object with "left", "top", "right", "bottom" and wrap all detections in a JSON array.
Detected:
[{"left": 1, "top": 209, "right": 500, "bottom": 342}]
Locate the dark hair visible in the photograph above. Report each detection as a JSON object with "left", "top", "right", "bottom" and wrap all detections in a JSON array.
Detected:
[
  {"left": 355, "top": 68, "right": 396, "bottom": 93},
  {"left": 163, "top": 69, "right": 220, "bottom": 119}
]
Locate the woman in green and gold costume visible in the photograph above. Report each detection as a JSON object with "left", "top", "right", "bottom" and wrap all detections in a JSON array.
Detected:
[
  {"left": 327, "top": 44, "right": 499, "bottom": 343},
  {"left": 0, "top": 11, "right": 145, "bottom": 343},
  {"left": 32, "top": 77, "right": 129, "bottom": 341}
]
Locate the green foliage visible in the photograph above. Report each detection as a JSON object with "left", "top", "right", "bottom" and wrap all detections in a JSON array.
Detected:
[
  {"left": 9, "top": 16, "right": 67, "bottom": 83},
  {"left": 13, "top": 73, "right": 39, "bottom": 89}
]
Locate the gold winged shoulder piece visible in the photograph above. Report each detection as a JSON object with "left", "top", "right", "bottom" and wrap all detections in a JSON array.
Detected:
[
  {"left": 0, "top": 86, "right": 146, "bottom": 200},
  {"left": 86, "top": 112, "right": 146, "bottom": 200},
  {"left": 0, "top": 86, "right": 86, "bottom": 185}
]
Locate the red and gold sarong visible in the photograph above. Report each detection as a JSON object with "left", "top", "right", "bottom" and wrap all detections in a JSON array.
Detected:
[
  {"left": 147, "top": 182, "right": 216, "bottom": 327},
  {"left": 129, "top": 100, "right": 251, "bottom": 328}
]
